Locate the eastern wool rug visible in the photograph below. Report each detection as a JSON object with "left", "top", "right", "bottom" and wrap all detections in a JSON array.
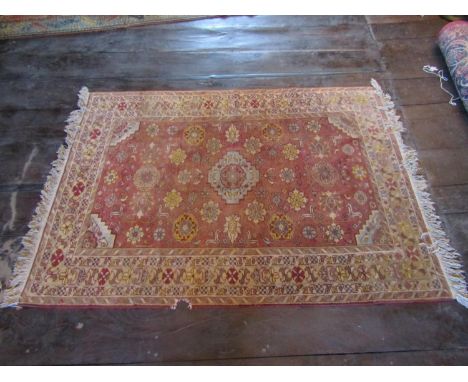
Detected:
[
  {"left": 0, "top": 16, "right": 213, "bottom": 39},
  {"left": 2, "top": 84, "right": 467, "bottom": 308}
]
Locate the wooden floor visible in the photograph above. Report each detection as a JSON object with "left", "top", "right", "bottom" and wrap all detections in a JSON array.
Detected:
[{"left": 0, "top": 15, "right": 467, "bottom": 365}]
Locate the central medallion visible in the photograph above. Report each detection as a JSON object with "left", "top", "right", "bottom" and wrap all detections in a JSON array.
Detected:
[
  {"left": 220, "top": 164, "right": 246, "bottom": 189},
  {"left": 208, "top": 151, "right": 259, "bottom": 204}
]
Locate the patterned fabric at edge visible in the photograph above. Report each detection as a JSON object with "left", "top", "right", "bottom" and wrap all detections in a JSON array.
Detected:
[
  {"left": 438, "top": 20, "right": 468, "bottom": 111},
  {"left": 2, "top": 86, "right": 467, "bottom": 308},
  {"left": 0, "top": 16, "right": 211, "bottom": 39}
]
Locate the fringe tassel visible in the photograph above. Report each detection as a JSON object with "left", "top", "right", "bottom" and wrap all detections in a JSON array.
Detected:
[
  {"left": 371, "top": 79, "right": 468, "bottom": 308},
  {"left": 0, "top": 87, "right": 89, "bottom": 308}
]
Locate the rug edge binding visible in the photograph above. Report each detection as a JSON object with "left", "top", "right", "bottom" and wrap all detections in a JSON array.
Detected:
[
  {"left": 0, "top": 86, "right": 90, "bottom": 308},
  {"left": 371, "top": 78, "right": 468, "bottom": 308}
]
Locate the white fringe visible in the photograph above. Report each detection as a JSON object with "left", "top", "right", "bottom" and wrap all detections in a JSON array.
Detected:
[
  {"left": 371, "top": 79, "right": 468, "bottom": 308},
  {"left": 0, "top": 87, "right": 89, "bottom": 308}
]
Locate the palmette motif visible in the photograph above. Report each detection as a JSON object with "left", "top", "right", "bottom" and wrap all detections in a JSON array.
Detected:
[{"left": 16, "top": 87, "right": 454, "bottom": 307}]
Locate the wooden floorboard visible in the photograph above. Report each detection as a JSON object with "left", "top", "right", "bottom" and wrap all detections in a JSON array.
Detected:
[
  {"left": 378, "top": 38, "right": 448, "bottom": 79},
  {"left": 0, "top": 302, "right": 467, "bottom": 365},
  {"left": 369, "top": 18, "right": 447, "bottom": 40},
  {"left": 432, "top": 185, "right": 468, "bottom": 214},
  {"left": 383, "top": 77, "right": 459, "bottom": 106},
  {"left": 402, "top": 102, "right": 467, "bottom": 120},
  {"left": 0, "top": 72, "right": 389, "bottom": 111},
  {"left": 0, "top": 15, "right": 467, "bottom": 365},
  {"left": 401, "top": 108, "right": 468, "bottom": 150},
  {"left": 0, "top": 24, "right": 376, "bottom": 55},
  {"left": 417, "top": 148, "right": 468, "bottom": 187},
  {"left": 149, "top": 348, "right": 468, "bottom": 365},
  {"left": 0, "top": 51, "right": 384, "bottom": 81}
]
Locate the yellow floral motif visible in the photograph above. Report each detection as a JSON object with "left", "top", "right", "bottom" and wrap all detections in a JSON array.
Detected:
[
  {"left": 244, "top": 200, "right": 266, "bottom": 224},
  {"left": 354, "top": 93, "right": 369, "bottom": 104},
  {"left": 115, "top": 267, "right": 133, "bottom": 284},
  {"left": 226, "top": 125, "right": 240, "bottom": 143},
  {"left": 244, "top": 137, "right": 263, "bottom": 155},
  {"left": 126, "top": 225, "right": 144, "bottom": 244},
  {"left": 59, "top": 220, "right": 73, "bottom": 237},
  {"left": 352, "top": 165, "right": 367, "bottom": 180},
  {"left": 169, "top": 148, "right": 187, "bottom": 166},
  {"left": 200, "top": 201, "right": 221, "bottom": 223},
  {"left": 397, "top": 221, "right": 418, "bottom": 246},
  {"left": 283, "top": 143, "right": 299, "bottom": 161},
  {"left": 183, "top": 267, "right": 208, "bottom": 285},
  {"left": 163, "top": 189, "right": 182, "bottom": 210},
  {"left": 183, "top": 125, "right": 205, "bottom": 146},
  {"left": 83, "top": 146, "right": 96, "bottom": 161},
  {"left": 104, "top": 169, "right": 118, "bottom": 185},
  {"left": 224, "top": 215, "right": 241, "bottom": 243},
  {"left": 262, "top": 123, "right": 282, "bottom": 141},
  {"left": 402, "top": 261, "right": 415, "bottom": 279},
  {"left": 269, "top": 214, "right": 293, "bottom": 240},
  {"left": 206, "top": 137, "right": 222, "bottom": 155},
  {"left": 173, "top": 214, "right": 198, "bottom": 242},
  {"left": 287, "top": 189, "right": 308, "bottom": 211},
  {"left": 336, "top": 266, "right": 350, "bottom": 282}
]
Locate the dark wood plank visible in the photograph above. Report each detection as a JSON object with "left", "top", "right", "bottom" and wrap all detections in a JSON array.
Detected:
[
  {"left": 370, "top": 18, "right": 447, "bottom": 40},
  {"left": 366, "top": 16, "right": 439, "bottom": 25},
  {"left": 432, "top": 185, "right": 468, "bottom": 214},
  {"left": 440, "top": 213, "right": 468, "bottom": 275},
  {"left": 402, "top": 102, "right": 467, "bottom": 120},
  {"left": 0, "top": 302, "right": 467, "bottom": 365},
  {"left": 0, "top": 236, "right": 22, "bottom": 288},
  {"left": 185, "top": 16, "right": 368, "bottom": 28},
  {"left": 0, "top": 108, "right": 72, "bottom": 127},
  {"left": 0, "top": 22, "right": 377, "bottom": 55},
  {"left": 418, "top": 148, "right": 468, "bottom": 187},
  {"left": 379, "top": 38, "right": 448, "bottom": 80},
  {"left": 0, "top": 191, "right": 40, "bottom": 237},
  {"left": 1, "top": 121, "right": 66, "bottom": 146},
  {"left": 0, "top": 141, "right": 62, "bottom": 186},
  {"left": 0, "top": 72, "right": 390, "bottom": 111},
  {"left": 152, "top": 348, "right": 468, "bottom": 365},
  {"left": 381, "top": 78, "right": 459, "bottom": 106},
  {"left": 0, "top": 50, "right": 383, "bottom": 81},
  {"left": 400, "top": 104, "right": 468, "bottom": 150}
]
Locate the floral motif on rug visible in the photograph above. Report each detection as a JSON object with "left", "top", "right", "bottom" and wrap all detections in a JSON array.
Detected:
[{"left": 4, "top": 86, "right": 466, "bottom": 308}]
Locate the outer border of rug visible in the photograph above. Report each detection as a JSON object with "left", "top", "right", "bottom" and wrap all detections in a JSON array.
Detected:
[
  {"left": 370, "top": 79, "right": 467, "bottom": 308},
  {"left": 1, "top": 82, "right": 467, "bottom": 309}
]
